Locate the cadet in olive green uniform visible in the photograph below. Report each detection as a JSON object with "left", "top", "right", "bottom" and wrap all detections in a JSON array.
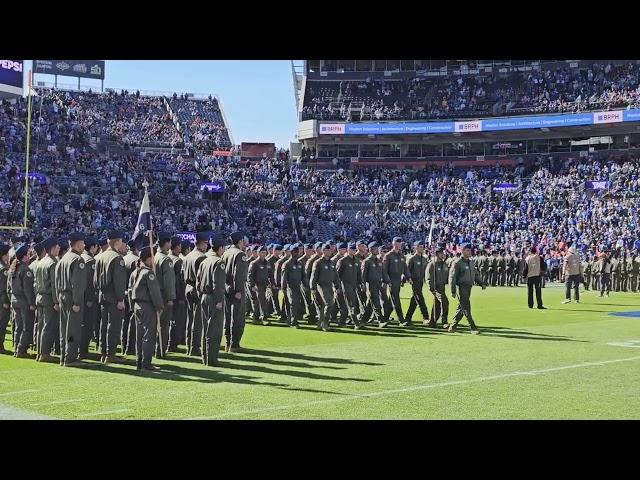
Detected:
[
  {"left": 622, "top": 253, "right": 631, "bottom": 292},
  {"left": 506, "top": 252, "right": 515, "bottom": 287},
  {"left": 514, "top": 253, "right": 524, "bottom": 287},
  {"left": 196, "top": 237, "right": 226, "bottom": 366},
  {"left": 248, "top": 246, "right": 271, "bottom": 325},
  {"left": 361, "top": 242, "right": 390, "bottom": 327},
  {"left": 448, "top": 244, "right": 486, "bottom": 333},
  {"left": 426, "top": 244, "right": 449, "bottom": 328},
  {"left": 168, "top": 237, "right": 186, "bottom": 351},
  {"left": 383, "top": 237, "right": 411, "bottom": 326},
  {"left": 591, "top": 254, "right": 601, "bottom": 291},
  {"left": 299, "top": 243, "right": 318, "bottom": 324},
  {"left": 331, "top": 243, "right": 349, "bottom": 325},
  {"left": 153, "top": 232, "right": 176, "bottom": 357},
  {"left": 183, "top": 232, "right": 209, "bottom": 357},
  {"left": 310, "top": 243, "right": 341, "bottom": 331},
  {"left": 281, "top": 244, "right": 308, "bottom": 328},
  {"left": 222, "top": 232, "right": 249, "bottom": 352},
  {"left": 479, "top": 252, "right": 489, "bottom": 285},
  {"left": 611, "top": 253, "right": 621, "bottom": 292},
  {"left": 131, "top": 247, "right": 164, "bottom": 371},
  {"left": 405, "top": 241, "right": 429, "bottom": 324},
  {"left": 631, "top": 250, "right": 640, "bottom": 293},
  {"left": 498, "top": 251, "right": 507, "bottom": 286},
  {"left": 30, "top": 241, "right": 47, "bottom": 353},
  {"left": 121, "top": 239, "right": 139, "bottom": 355},
  {"left": 354, "top": 241, "right": 369, "bottom": 321},
  {"left": 55, "top": 233, "right": 87, "bottom": 366},
  {"left": 336, "top": 243, "right": 364, "bottom": 329},
  {"left": 94, "top": 230, "right": 128, "bottom": 364},
  {"left": 0, "top": 244, "right": 11, "bottom": 354},
  {"left": 34, "top": 238, "right": 60, "bottom": 363},
  {"left": 598, "top": 251, "right": 612, "bottom": 297},
  {"left": 266, "top": 244, "right": 284, "bottom": 319},
  {"left": 582, "top": 258, "right": 591, "bottom": 291},
  {"left": 79, "top": 237, "right": 99, "bottom": 358},
  {"left": 9, "top": 244, "right": 36, "bottom": 358},
  {"left": 275, "top": 245, "right": 292, "bottom": 323},
  {"left": 304, "top": 242, "right": 324, "bottom": 324}
]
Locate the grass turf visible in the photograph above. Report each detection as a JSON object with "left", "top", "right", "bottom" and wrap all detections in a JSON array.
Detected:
[{"left": 1, "top": 284, "right": 640, "bottom": 419}]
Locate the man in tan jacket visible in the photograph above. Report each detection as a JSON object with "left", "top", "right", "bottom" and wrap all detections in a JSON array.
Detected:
[
  {"left": 523, "top": 247, "right": 546, "bottom": 310},
  {"left": 562, "top": 246, "right": 583, "bottom": 304}
]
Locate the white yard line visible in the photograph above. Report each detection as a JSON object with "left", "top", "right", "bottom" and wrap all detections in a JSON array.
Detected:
[
  {"left": 32, "top": 398, "right": 83, "bottom": 407},
  {"left": 0, "top": 404, "right": 54, "bottom": 420},
  {"left": 186, "top": 355, "right": 640, "bottom": 419},
  {"left": 0, "top": 389, "right": 39, "bottom": 397},
  {"left": 76, "top": 408, "right": 129, "bottom": 418}
]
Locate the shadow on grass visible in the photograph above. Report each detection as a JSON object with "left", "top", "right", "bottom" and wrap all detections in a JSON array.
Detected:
[
  {"left": 479, "top": 326, "right": 587, "bottom": 342},
  {"left": 240, "top": 348, "right": 383, "bottom": 366},
  {"left": 79, "top": 360, "right": 291, "bottom": 388}
]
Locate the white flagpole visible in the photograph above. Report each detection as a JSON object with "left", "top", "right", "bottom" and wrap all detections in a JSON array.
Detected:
[{"left": 142, "top": 179, "right": 164, "bottom": 359}]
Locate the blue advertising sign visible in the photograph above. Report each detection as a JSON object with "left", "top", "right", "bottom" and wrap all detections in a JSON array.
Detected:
[
  {"left": 585, "top": 180, "right": 610, "bottom": 190},
  {"left": 200, "top": 181, "right": 225, "bottom": 193},
  {"left": 175, "top": 232, "right": 196, "bottom": 243},
  {"left": 319, "top": 108, "right": 640, "bottom": 136},
  {"left": 0, "top": 60, "right": 24, "bottom": 89},
  {"left": 492, "top": 183, "right": 518, "bottom": 192}
]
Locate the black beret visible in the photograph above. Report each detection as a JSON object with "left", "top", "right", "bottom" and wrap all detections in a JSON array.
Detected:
[
  {"left": 43, "top": 237, "right": 58, "bottom": 251},
  {"left": 85, "top": 236, "right": 97, "bottom": 248},
  {"left": 196, "top": 232, "right": 210, "bottom": 244},
  {"left": 392, "top": 237, "right": 403, "bottom": 243},
  {"left": 34, "top": 241, "right": 46, "bottom": 254},
  {"left": 230, "top": 232, "right": 245, "bottom": 244},
  {"left": 368, "top": 241, "right": 379, "bottom": 249},
  {"left": 107, "top": 230, "right": 123, "bottom": 240},
  {"left": 414, "top": 241, "right": 425, "bottom": 248},
  {"left": 0, "top": 244, "right": 10, "bottom": 256},
  {"left": 170, "top": 236, "right": 182, "bottom": 250},
  {"left": 15, "top": 244, "right": 29, "bottom": 259},
  {"left": 69, "top": 232, "right": 85, "bottom": 243},
  {"left": 139, "top": 246, "right": 154, "bottom": 262},
  {"left": 58, "top": 237, "right": 69, "bottom": 249},
  {"left": 126, "top": 239, "right": 138, "bottom": 249},
  {"left": 181, "top": 240, "right": 192, "bottom": 249},
  {"left": 211, "top": 236, "right": 225, "bottom": 250},
  {"left": 98, "top": 236, "right": 108, "bottom": 246},
  {"left": 462, "top": 243, "right": 473, "bottom": 250},
  {"left": 158, "top": 231, "right": 172, "bottom": 242}
]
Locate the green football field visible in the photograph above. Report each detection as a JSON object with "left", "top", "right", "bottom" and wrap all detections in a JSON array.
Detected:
[{"left": 1, "top": 284, "right": 640, "bottom": 420}]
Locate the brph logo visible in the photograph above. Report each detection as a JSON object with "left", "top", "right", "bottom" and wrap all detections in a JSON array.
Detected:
[
  {"left": 0, "top": 60, "right": 23, "bottom": 72},
  {"left": 455, "top": 121, "right": 482, "bottom": 132},
  {"left": 594, "top": 110, "right": 622, "bottom": 124},
  {"left": 319, "top": 124, "right": 345, "bottom": 135}
]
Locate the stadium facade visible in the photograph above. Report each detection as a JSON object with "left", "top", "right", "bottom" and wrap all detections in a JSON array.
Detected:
[{"left": 292, "top": 60, "right": 640, "bottom": 168}]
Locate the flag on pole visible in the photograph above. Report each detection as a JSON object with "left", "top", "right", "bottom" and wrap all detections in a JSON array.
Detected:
[
  {"left": 131, "top": 187, "right": 151, "bottom": 243},
  {"left": 427, "top": 217, "right": 436, "bottom": 245}
]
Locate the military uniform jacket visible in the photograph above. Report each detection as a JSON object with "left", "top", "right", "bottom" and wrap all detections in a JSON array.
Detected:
[
  {"left": 131, "top": 265, "right": 164, "bottom": 311},
  {"left": 267, "top": 255, "right": 281, "bottom": 286},
  {"left": 449, "top": 258, "right": 483, "bottom": 288},
  {"left": 336, "top": 255, "right": 362, "bottom": 287},
  {"left": 196, "top": 254, "right": 226, "bottom": 304},
  {"left": 427, "top": 259, "right": 448, "bottom": 291},
  {"left": 623, "top": 258, "right": 631, "bottom": 274},
  {"left": 361, "top": 255, "right": 388, "bottom": 286},
  {"left": 82, "top": 252, "right": 98, "bottom": 303},
  {"left": 506, "top": 255, "right": 515, "bottom": 272},
  {"left": 490, "top": 256, "right": 499, "bottom": 272},
  {"left": 274, "top": 256, "right": 289, "bottom": 287},
  {"left": 183, "top": 249, "right": 206, "bottom": 290},
  {"left": 0, "top": 261, "right": 9, "bottom": 306},
  {"left": 248, "top": 258, "right": 271, "bottom": 287},
  {"left": 383, "top": 251, "right": 409, "bottom": 281},
  {"left": 55, "top": 250, "right": 87, "bottom": 306},
  {"left": 406, "top": 254, "right": 427, "bottom": 284},
  {"left": 10, "top": 262, "right": 36, "bottom": 306},
  {"left": 479, "top": 256, "right": 489, "bottom": 271},
  {"left": 29, "top": 257, "right": 40, "bottom": 274},
  {"left": 94, "top": 247, "right": 127, "bottom": 304},
  {"left": 310, "top": 257, "right": 340, "bottom": 290},
  {"left": 169, "top": 253, "right": 185, "bottom": 301},
  {"left": 611, "top": 258, "right": 620, "bottom": 274},
  {"left": 498, "top": 255, "right": 506, "bottom": 272},
  {"left": 221, "top": 246, "right": 248, "bottom": 295},
  {"left": 305, "top": 254, "right": 322, "bottom": 281},
  {"left": 598, "top": 258, "right": 612, "bottom": 274},
  {"left": 35, "top": 254, "right": 58, "bottom": 306},
  {"left": 281, "top": 258, "right": 308, "bottom": 290},
  {"left": 154, "top": 250, "right": 176, "bottom": 303},
  {"left": 632, "top": 256, "right": 640, "bottom": 274},
  {"left": 582, "top": 261, "right": 591, "bottom": 274}
]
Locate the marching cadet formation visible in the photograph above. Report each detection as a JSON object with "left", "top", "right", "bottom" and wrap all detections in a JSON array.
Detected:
[{"left": 1, "top": 232, "right": 640, "bottom": 371}]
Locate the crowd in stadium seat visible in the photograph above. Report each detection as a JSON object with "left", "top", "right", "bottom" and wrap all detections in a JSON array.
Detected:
[
  {"left": 169, "top": 95, "right": 232, "bottom": 151},
  {"left": 302, "top": 62, "right": 640, "bottom": 121}
]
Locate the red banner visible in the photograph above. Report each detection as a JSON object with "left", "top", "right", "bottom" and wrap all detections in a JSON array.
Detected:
[{"left": 212, "top": 150, "right": 232, "bottom": 157}]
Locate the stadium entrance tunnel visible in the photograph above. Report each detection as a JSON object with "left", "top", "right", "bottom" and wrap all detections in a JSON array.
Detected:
[{"left": 608, "top": 311, "right": 640, "bottom": 318}]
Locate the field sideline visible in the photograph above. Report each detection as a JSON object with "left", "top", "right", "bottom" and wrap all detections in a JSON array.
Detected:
[{"left": 1, "top": 284, "right": 639, "bottom": 420}]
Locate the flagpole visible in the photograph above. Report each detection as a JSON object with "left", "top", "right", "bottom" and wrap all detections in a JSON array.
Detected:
[{"left": 143, "top": 179, "right": 164, "bottom": 359}]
